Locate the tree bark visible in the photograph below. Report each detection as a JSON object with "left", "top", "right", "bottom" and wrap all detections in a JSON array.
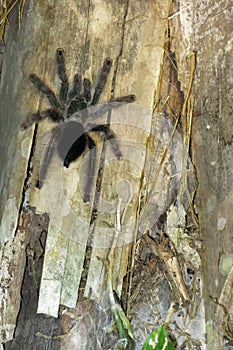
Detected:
[
  {"left": 0, "top": 1, "right": 171, "bottom": 348},
  {"left": 192, "top": 1, "right": 233, "bottom": 349},
  {"left": 1, "top": 0, "right": 232, "bottom": 349}
]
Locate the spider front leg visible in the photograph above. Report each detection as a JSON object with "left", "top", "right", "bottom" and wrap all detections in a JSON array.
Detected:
[
  {"left": 21, "top": 108, "right": 63, "bottom": 130},
  {"left": 68, "top": 73, "right": 82, "bottom": 100},
  {"left": 56, "top": 48, "right": 69, "bottom": 102},
  {"left": 29, "top": 74, "right": 61, "bottom": 109},
  {"left": 91, "top": 57, "right": 113, "bottom": 106}
]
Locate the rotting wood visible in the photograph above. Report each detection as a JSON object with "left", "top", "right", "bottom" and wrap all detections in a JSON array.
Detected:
[
  {"left": 2, "top": 0, "right": 222, "bottom": 348},
  {"left": 0, "top": 0, "right": 171, "bottom": 347},
  {"left": 191, "top": 0, "right": 233, "bottom": 348}
]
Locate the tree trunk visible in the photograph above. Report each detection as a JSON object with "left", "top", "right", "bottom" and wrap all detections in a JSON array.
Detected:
[
  {"left": 192, "top": 1, "right": 233, "bottom": 349},
  {"left": 1, "top": 1, "right": 232, "bottom": 349}
]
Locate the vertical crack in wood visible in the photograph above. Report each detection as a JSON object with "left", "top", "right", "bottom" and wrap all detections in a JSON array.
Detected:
[
  {"left": 79, "top": 1, "right": 131, "bottom": 299},
  {"left": 18, "top": 125, "right": 38, "bottom": 215},
  {"left": 111, "top": 0, "right": 129, "bottom": 97},
  {"left": 90, "top": 0, "right": 130, "bottom": 219},
  {"left": 81, "top": 0, "right": 91, "bottom": 74}
]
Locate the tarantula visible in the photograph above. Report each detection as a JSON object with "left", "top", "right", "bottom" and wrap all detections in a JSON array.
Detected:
[{"left": 21, "top": 48, "right": 136, "bottom": 204}]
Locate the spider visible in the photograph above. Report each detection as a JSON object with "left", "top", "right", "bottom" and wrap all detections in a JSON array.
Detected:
[{"left": 21, "top": 48, "right": 136, "bottom": 205}]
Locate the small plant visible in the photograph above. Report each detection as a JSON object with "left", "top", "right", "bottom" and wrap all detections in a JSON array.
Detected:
[{"left": 142, "top": 326, "right": 174, "bottom": 350}]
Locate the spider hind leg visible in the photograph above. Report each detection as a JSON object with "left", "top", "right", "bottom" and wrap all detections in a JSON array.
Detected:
[
  {"left": 35, "top": 124, "right": 62, "bottom": 190},
  {"left": 90, "top": 124, "right": 123, "bottom": 160}
]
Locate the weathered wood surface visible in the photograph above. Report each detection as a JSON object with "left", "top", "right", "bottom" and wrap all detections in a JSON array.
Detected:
[
  {"left": 3, "top": 0, "right": 232, "bottom": 349},
  {"left": 191, "top": 1, "right": 233, "bottom": 348},
  {"left": 164, "top": 1, "right": 233, "bottom": 347},
  {"left": 0, "top": 0, "right": 171, "bottom": 346}
]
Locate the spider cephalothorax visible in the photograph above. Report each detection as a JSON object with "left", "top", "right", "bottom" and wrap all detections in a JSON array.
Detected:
[{"left": 21, "top": 48, "right": 136, "bottom": 204}]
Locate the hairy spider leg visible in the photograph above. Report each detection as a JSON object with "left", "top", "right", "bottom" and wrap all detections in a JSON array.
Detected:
[
  {"left": 35, "top": 124, "right": 62, "bottom": 190},
  {"left": 66, "top": 76, "right": 91, "bottom": 118},
  {"left": 83, "top": 78, "right": 92, "bottom": 102},
  {"left": 88, "top": 94, "right": 136, "bottom": 121},
  {"left": 66, "top": 96, "right": 88, "bottom": 118},
  {"left": 83, "top": 135, "right": 97, "bottom": 204},
  {"left": 20, "top": 108, "right": 63, "bottom": 130},
  {"left": 66, "top": 74, "right": 89, "bottom": 118},
  {"left": 68, "top": 73, "right": 82, "bottom": 100},
  {"left": 91, "top": 57, "right": 113, "bottom": 106},
  {"left": 21, "top": 111, "right": 42, "bottom": 130},
  {"left": 112, "top": 95, "right": 136, "bottom": 103},
  {"left": 89, "top": 124, "right": 123, "bottom": 160},
  {"left": 29, "top": 74, "right": 61, "bottom": 109},
  {"left": 22, "top": 73, "right": 64, "bottom": 129},
  {"left": 56, "top": 48, "right": 69, "bottom": 102},
  {"left": 40, "top": 108, "right": 64, "bottom": 123},
  {"left": 83, "top": 95, "right": 136, "bottom": 158}
]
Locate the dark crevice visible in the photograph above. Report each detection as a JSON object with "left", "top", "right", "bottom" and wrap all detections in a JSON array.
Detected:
[
  {"left": 5, "top": 209, "right": 55, "bottom": 350},
  {"left": 90, "top": 0, "right": 130, "bottom": 217},
  {"left": 78, "top": 245, "right": 92, "bottom": 301},
  {"left": 18, "top": 6, "right": 57, "bottom": 218},
  {"left": 81, "top": 0, "right": 91, "bottom": 74},
  {"left": 108, "top": 0, "right": 134, "bottom": 314},
  {"left": 78, "top": 0, "right": 94, "bottom": 300},
  {"left": 18, "top": 20, "right": 53, "bottom": 218},
  {"left": 18, "top": 124, "right": 38, "bottom": 215},
  {"left": 111, "top": 0, "right": 129, "bottom": 98}
]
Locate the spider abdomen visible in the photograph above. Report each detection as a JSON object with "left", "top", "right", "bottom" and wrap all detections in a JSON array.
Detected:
[{"left": 57, "top": 121, "right": 86, "bottom": 168}]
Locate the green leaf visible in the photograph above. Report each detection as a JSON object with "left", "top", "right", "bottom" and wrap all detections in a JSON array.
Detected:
[{"left": 142, "top": 326, "right": 174, "bottom": 350}]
